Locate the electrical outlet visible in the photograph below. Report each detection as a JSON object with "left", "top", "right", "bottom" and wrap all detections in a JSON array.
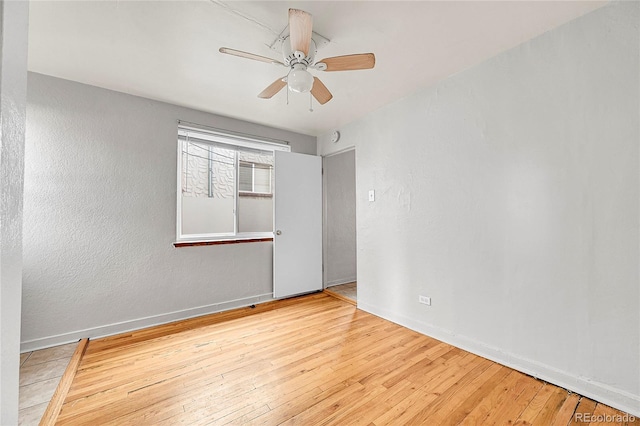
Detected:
[{"left": 418, "top": 295, "right": 431, "bottom": 306}]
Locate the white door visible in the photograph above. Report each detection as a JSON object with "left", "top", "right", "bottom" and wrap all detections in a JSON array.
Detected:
[{"left": 274, "top": 151, "right": 322, "bottom": 299}]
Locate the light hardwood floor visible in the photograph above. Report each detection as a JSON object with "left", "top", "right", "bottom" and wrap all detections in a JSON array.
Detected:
[{"left": 56, "top": 293, "right": 637, "bottom": 425}]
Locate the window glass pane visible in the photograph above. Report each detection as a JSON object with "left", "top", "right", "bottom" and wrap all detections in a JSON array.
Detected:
[
  {"left": 237, "top": 148, "right": 273, "bottom": 233},
  {"left": 237, "top": 192, "right": 273, "bottom": 233},
  {"left": 181, "top": 141, "right": 235, "bottom": 236}
]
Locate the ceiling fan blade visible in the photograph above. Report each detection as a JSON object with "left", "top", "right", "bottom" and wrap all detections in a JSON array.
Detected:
[
  {"left": 317, "top": 53, "right": 375, "bottom": 71},
  {"left": 311, "top": 77, "right": 333, "bottom": 105},
  {"left": 289, "top": 9, "right": 313, "bottom": 56},
  {"left": 258, "top": 78, "right": 287, "bottom": 99},
  {"left": 219, "top": 47, "right": 284, "bottom": 66}
]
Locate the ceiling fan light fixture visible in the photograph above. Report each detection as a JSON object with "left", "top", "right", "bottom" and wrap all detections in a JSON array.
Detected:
[
  {"left": 288, "top": 64, "right": 314, "bottom": 93},
  {"left": 219, "top": 8, "right": 375, "bottom": 106}
]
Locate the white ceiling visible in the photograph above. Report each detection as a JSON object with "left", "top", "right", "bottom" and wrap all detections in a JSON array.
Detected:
[{"left": 28, "top": 1, "right": 606, "bottom": 136}]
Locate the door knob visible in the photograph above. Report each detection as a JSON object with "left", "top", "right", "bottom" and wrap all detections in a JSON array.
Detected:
[{"left": 276, "top": 230, "right": 282, "bottom": 235}]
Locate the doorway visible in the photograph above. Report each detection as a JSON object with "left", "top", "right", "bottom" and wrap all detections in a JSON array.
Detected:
[{"left": 323, "top": 149, "right": 357, "bottom": 303}]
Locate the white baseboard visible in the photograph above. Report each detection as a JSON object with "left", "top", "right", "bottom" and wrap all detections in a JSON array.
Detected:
[
  {"left": 325, "top": 276, "right": 357, "bottom": 287},
  {"left": 357, "top": 300, "right": 640, "bottom": 418},
  {"left": 20, "top": 293, "right": 274, "bottom": 353}
]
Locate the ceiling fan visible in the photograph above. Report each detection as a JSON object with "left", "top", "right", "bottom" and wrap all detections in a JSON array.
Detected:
[{"left": 219, "top": 8, "right": 375, "bottom": 106}]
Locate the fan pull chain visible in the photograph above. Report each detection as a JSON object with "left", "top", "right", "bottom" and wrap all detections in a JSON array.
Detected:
[
  {"left": 285, "top": 70, "right": 291, "bottom": 105},
  {"left": 309, "top": 93, "right": 314, "bottom": 112}
]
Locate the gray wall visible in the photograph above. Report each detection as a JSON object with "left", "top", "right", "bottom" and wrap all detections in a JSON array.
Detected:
[
  {"left": 22, "top": 72, "right": 316, "bottom": 350},
  {"left": 324, "top": 150, "right": 356, "bottom": 286},
  {"left": 319, "top": 1, "right": 639, "bottom": 416},
  {"left": 0, "top": 1, "right": 29, "bottom": 423}
]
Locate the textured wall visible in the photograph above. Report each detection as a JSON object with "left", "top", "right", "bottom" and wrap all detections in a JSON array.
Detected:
[
  {"left": 0, "top": 1, "right": 29, "bottom": 423},
  {"left": 22, "top": 72, "right": 316, "bottom": 350},
  {"left": 319, "top": 1, "right": 639, "bottom": 416},
  {"left": 324, "top": 150, "right": 357, "bottom": 286}
]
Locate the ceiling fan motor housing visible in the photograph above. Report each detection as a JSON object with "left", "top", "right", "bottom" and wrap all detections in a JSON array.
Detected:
[{"left": 283, "top": 36, "right": 317, "bottom": 67}]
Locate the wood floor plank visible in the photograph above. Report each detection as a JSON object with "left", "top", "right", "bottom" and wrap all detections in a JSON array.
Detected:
[
  {"left": 589, "top": 403, "right": 633, "bottom": 426},
  {"left": 570, "top": 397, "right": 598, "bottom": 425},
  {"left": 514, "top": 383, "right": 557, "bottom": 425},
  {"left": 438, "top": 365, "right": 514, "bottom": 425},
  {"left": 484, "top": 374, "right": 544, "bottom": 425},
  {"left": 328, "top": 379, "right": 419, "bottom": 426},
  {"left": 280, "top": 382, "right": 386, "bottom": 426},
  {"left": 459, "top": 369, "right": 524, "bottom": 425},
  {"left": 550, "top": 393, "right": 580, "bottom": 426},
  {"left": 532, "top": 386, "right": 570, "bottom": 425},
  {"left": 250, "top": 382, "right": 354, "bottom": 425},
  {"left": 54, "top": 293, "right": 637, "bottom": 425},
  {"left": 425, "top": 362, "right": 505, "bottom": 425},
  {"left": 398, "top": 355, "right": 490, "bottom": 424}
]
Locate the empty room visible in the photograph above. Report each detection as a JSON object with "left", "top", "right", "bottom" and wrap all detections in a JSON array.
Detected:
[{"left": 0, "top": 0, "right": 638, "bottom": 425}]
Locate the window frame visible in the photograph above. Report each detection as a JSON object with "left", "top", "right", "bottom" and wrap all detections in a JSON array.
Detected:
[{"left": 176, "top": 125, "right": 290, "bottom": 243}]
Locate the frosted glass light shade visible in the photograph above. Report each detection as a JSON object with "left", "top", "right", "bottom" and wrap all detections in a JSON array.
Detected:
[{"left": 288, "top": 64, "right": 314, "bottom": 93}]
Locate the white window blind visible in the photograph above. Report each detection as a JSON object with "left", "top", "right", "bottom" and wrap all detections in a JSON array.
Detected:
[{"left": 239, "top": 161, "right": 272, "bottom": 194}]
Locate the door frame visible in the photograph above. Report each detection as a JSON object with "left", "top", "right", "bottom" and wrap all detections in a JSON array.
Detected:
[{"left": 322, "top": 147, "right": 357, "bottom": 290}]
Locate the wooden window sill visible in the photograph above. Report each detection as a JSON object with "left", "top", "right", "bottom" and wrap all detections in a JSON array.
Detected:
[
  {"left": 173, "top": 238, "right": 273, "bottom": 248},
  {"left": 238, "top": 192, "right": 272, "bottom": 198}
]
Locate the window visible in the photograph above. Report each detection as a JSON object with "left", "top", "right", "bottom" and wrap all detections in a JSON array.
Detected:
[{"left": 177, "top": 125, "right": 290, "bottom": 241}]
